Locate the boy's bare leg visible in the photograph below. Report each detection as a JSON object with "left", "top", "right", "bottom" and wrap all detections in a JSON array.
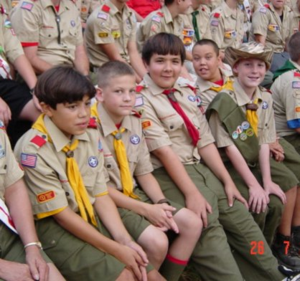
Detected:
[
  {"left": 292, "top": 187, "right": 300, "bottom": 227},
  {"left": 48, "top": 263, "right": 65, "bottom": 281},
  {"left": 148, "top": 269, "right": 166, "bottom": 281},
  {"left": 115, "top": 268, "right": 135, "bottom": 281}
]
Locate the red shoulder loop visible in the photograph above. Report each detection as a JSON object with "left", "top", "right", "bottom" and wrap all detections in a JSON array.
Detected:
[
  {"left": 0, "top": 5, "right": 6, "bottom": 15},
  {"left": 294, "top": 72, "right": 300, "bottom": 77},
  {"left": 157, "top": 12, "right": 164, "bottom": 17},
  {"left": 266, "top": 89, "right": 272, "bottom": 94},
  {"left": 88, "top": 117, "right": 97, "bottom": 128},
  {"left": 201, "top": 6, "right": 205, "bottom": 12},
  {"left": 102, "top": 5, "right": 110, "bottom": 13},
  {"left": 264, "top": 3, "right": 270, "bottom": 9},
  {"left": 30, "top": 135, "right": 46, "bottom": 147},
  {"left": 136, "top": 85, "right": 144, "bottom": 93},
  {"left": 131, "top": 110, "right": 142, "bottom": 118},
  {"left": 214, "top": 12, "right": 220, "bottom": 18}
]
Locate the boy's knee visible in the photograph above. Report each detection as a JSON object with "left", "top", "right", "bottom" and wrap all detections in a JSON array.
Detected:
[{"left": 176, "top": 208, "right": 202, "bottom": 236}]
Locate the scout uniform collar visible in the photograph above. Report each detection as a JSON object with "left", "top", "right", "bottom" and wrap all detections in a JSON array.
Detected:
[
  {"left": 291, "top": 60, "right": 300, "bottom": 71},
  {"left": 40, "top": 0, "right": 71, "bottom": 13},
  {"left": 97, "top": 103, "right": 133, "bottom": 137},
  {"left": 162, "top": 5, "right": 173, "bottom": 24},
  {"left": 233, "top": 80, "right": 263, "bottom": 107},
  {"left": 103, "top": 0, "right": 132, "bottom": 17},
  {"left": 144, "top": 73, "right": 182, "bottom": 96},
  {"left": 34, "top": 115, "right": 89, "bottom": 152},
  {"left": 222, "top": 1, "right": 238, "bottom": 19},
  {"left": 196, "top": 67, "right": 233, "bottom": 92}
]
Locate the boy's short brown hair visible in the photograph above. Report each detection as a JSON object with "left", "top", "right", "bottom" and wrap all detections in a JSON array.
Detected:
[
  {"left": 288, "top": 32, "right": 300, "bottom": 62},
  {"left": 142, "top": 33, "right": 186, "bottom": 65},
  {"left": 193, "top": 39, "right": 220, "bottom": 56},
  {"left": 35, "top": 66, "right": 96, "bottom": 109},
  {"left": 97, "top": 61, "right": 135, "bottom": 89}
]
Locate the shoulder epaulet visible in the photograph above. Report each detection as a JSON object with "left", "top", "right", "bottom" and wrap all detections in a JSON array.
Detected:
[
  {"left": 102, "top": 5, "right": 110, "bottom": 13},
  {"left": 30, "top": 135, "right": 47, "bottom": 148},
  {"left": 131, "top": 109, "right": 144, "bottom": 118},
  {"left": 294, "top": 71, "right": 300, "bottom": 78},
  {"left": 259, "top": 86, "right": 272, "bottom": 94},
  {"left": 157, "top": 11, "right": 164, "bottom": 17},
  {"left": 213, "top": 12, "right": 220, "bottom": 18},
  {"left": 88, "top": 117, "right": 98, "bottom": 128},
  {"left": 187, "top": 84, "right": 197, "bottom": 93},
  {"left": 263, "top": 3, "right": 270, "bottom": 9},
  {"left": 136, "top": 85, "right": 144, "bottom": 93},
  {"left": 201, "top": 6, "right": 206, "bottom": 12}
]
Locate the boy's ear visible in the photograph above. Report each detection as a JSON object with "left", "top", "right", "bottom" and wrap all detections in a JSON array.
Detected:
[
  {"left": 40, "top": 102, "right": 53, "bottom": 117},
  {"left": 95, "top": 86, "right": 104, "bottom": 102}
]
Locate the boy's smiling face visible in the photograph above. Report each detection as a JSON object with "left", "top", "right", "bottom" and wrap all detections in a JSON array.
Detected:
[
  {"left": 192, "top": 44, "right": 221, "bottom": 82},
  {"left": 97, "top": 74, "right": 136, "bottom": 124},
  {"left": 233, "top": 58, "right": 266, "bottom": 90},
  {"left": 145, "top": 53, "right": 182, "bottom": 89},
  {"left": 42, "top": 95, "right": 92, "bottom": 139}
]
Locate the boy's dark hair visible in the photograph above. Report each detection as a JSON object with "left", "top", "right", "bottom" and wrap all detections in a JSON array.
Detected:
[
  {"left": 288, "top": 32, "right": 300, "bottom": 62},
  {"left": 193, "top": 39, "right": 220, "bottom": 56},
  {"left": 142, "top": 33, "right": 186, "bottom": 65},
  {"left": 164, "top": 0, "right": 175, "bottom": 5},
  {"left": 35, "top": 66, "right": 96, "bottom": 109},
  {"left": 97, "top": 61, "right": 135, "bottom": 88}
]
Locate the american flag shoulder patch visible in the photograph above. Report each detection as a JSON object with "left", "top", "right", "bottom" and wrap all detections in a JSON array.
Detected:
[
  {"left": 21, "top": 2, "right": 33, "bottom": 11},
  {"left": 21, "top": 153, "right": 37, "bottom": 168}
]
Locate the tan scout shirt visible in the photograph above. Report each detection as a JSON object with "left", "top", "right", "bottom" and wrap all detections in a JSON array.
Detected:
[
  {"left": 209, "top": 2, "right": 246, "bottom": 52},
  {"left": 137, "top": 5, "right": 184, "bottom": 51},
  {"left": 10, "top": 0, "right": 83, "bottom": 66},
  {"left": 0, "top": 130, "right": 23, "bottom": 201},
  {"left": 271, "top": 62, "right": 300, "bottom": 137},
  {"left": 181, "top": 5, "right": 212, "bottom": 49},
  {"left": 138, "top": 74, "right": 215, "bottom": 169},
  {"left": 14, "top": 115, "right": 107, "bottom": 218},
  {"left": 209, "top": 80, "right": 276, "bottom": 148},
  {"left": 195, "top": 67, "right": 234, "bottom": 111},
  {"left": 289, "top": 3, "right": 300, "bottom": 35},
  {"left": 96, "top": 103, "right": 153, "bottom": 191},
  {"left": 250, "top": 3, "right": 292, "bottom": 53},
  {"left": 80, "top": 0, "right": 102, "bottom": 23},
  {"left": 85, "top": 1, "right": 136, "bottom": 67},
  {"left": 0, "top": 11, "right": 23, "bottom": 68}
]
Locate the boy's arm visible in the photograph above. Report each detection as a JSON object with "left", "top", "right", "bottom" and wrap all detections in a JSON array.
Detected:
[
  {"left": 74, "top": 44, "right": 90, "bottom": 76},
  {"left": 0, "top": 259, "right": 33, "bottom": 281},
  {"left": 199, "top": 143, "right": 248, "bottom": 208},
  {"left": 152, "top": 145, "right": 212, "bottom": 227},
  {"left": 128, "top": 41, "right": 147, "bottom": 81},
  {"left": 225, "top": 144, "right": 268, "bottom": 213},
  {"left": 5, "top": 179, "right": 48, "bottom": 281},
  {"left": 13, "top": 55, "right": 37, "bottom": 89},
  {"left": 54, "top": 202, "right": 147, "bottom": 280},
  {"left": 259, "top": 143, "right": 286, "bottom": 203}
]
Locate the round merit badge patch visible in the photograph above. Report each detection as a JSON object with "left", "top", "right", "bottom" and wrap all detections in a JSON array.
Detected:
[
  {"left": 241, "top": 121, "right": 250, "bottom": 130},
  {"left": 262, "top": 101, "right": 268, "bottom": 109},
  {"left": 246, "top": 128, "right": 254, "bottom": 137},
  {"left": 130, "top": 134, "right": 140, "bottom": 145},
  {"left": 188, "top": 95, "right": 196, "bottom": 102},
  {"left": 240, "top": 132, "right": 247, "bottom": 141},
  {"left": 232, "top": 131, "right": 239, "bottom": 139},
  {"left": 70, "top": 20, "right": 76, "bottom": 27},
  {"left": 88, "top": 156, "right": 98, "bottom": 168}
]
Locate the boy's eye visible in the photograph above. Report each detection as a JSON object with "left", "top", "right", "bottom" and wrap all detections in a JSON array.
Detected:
[{"left": 85, "top": 101, "right": 91, "bottom": 106}]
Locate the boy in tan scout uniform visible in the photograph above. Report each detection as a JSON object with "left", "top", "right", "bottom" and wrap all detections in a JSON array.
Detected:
[
  {"left": 271, "top": 32, "right": 300, "bottom": 256},
  {"left": 0, "top": 5, "right": 41, "bottom": 146},
  {"left": 209, "top": 0, "right": 247, "bottom": 57},
  {"left": 91, "top": 61, "right": 202, "bottom": 281},
  {"left": 192, "top": 39, "right": 233, "bottom": 110},
  {"left": 194, "top": 39, "right": 300, "bottom": 270},
  {"left": 289, "top": 0, "right": 300, "bottom": 35},
  {"left": 0, "top": 128, "right": 64, "bottom": 281},
  {"left": 85, "top": 0, "right": 146, "bottom": 83},
  {"left": 250, "top": 0, "right": 292, "bottom": 73},
  {"left": 137, "top": 32, "right": 289, "bottom": 281},
  {"left": 137, "top": 0, "right": 193, "bottom": 80},
  {"left": 10, "top": 0, "right": 89, "bottom": 77},
  {"left": 13, "top": 66, "right": 160, "bottom": 281}
]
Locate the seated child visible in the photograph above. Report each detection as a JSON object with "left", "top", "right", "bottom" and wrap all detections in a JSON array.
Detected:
[
  {"left": 203, "top": 41, "right": 300, "bottom": 270},
  {"left": 0, "top": 127, "right": 64, "bottom": 281},
  {"left": 14, "top": 65, "right": 163, "bottom": 281},
  {"left": 91, "top": 60, "right": 202, "bottom": 281},
  {"left": 137, "top": 32, "right": 288, "bottom": 281}
]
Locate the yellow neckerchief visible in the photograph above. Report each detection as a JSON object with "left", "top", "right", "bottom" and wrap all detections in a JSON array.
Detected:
[
  {"left": 32, "top": 114, "right": 97, "bottom": 226},
  {"left": 92, "top": 103, "right": 138, "bottom": 199},
  {"left": 246, "top": 98, "right": 259, "bottom": 136},
  {"left": 209, "top": 77, "right": 234, "bottom": 92}
]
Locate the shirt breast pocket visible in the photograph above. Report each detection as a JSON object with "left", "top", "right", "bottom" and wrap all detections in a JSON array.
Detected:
[
  {"left": 293, "top": 90, "right": 300, "bottom": 107},
  {"left": 161, "top": 114, "right": 184, "bottom": 132},
  {"left": 0, "top": 168, "right": 6, "bottom": 188},
  {"left": 104, "top": 156, "right": 117, "bottom": 171},
  {"left": 40, "top": 28, "right": 56, "bottom": 47}
]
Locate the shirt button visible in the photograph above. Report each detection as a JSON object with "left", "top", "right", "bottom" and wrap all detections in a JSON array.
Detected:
[
  {"left": 170, "top": 125, "right": 174, "bottom": 129},
  {"left": 107, "top": 164, "right": 111, "bottom": 168},
  {"left": 65, "top": 192, "right": 70, "bottom": 196}
]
